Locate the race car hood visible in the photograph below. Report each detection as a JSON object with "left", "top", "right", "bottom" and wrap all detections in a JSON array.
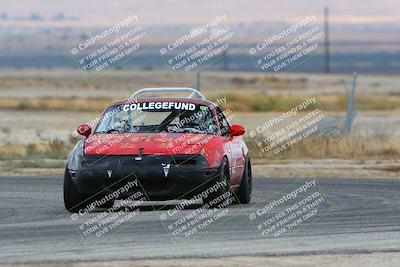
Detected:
[{"left": 84, "top": 132, "right": 214, "bottom": 156}]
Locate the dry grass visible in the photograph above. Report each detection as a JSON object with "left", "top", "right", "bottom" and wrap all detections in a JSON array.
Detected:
[
  {"left": 293, "top": 137, "right": 400, "bottom": 159},
  {"left": 317, "top": 94, "right": 400, "bottom": 111},
  {"left": 1, "top": 93, "right": 398, "bottom": 112},
  {"left": 1, "top": 160, "right": 66, "bottom": 170},
  {"left": 0, "top": 97, "right": 115, "bottom": 112},
  {"left": 0, "top": 136, "right": 399, "bottom": 162},
  {"left": 246, "top": 136, "right": 400, "bottom": 160},
  {"left": 211, "top": 93, "right": 400, "bottom": 112},
  {"left": 230, "top": 75, "right": 308, "bottom": 89},
  {"left": 0, "top": 140, "right": 73, "bottom": 160}
]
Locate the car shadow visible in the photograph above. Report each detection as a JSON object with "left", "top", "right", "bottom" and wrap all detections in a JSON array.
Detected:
[{"left": 93, "top": 203, "right": 204, "bottom": 212}]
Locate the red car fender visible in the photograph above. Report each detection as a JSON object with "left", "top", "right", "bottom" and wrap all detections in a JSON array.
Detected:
[
  {"left": 199, "top": 135, "right": 227, "bottom": 170},
  {"left": 200, "top": 135, "right": 246, "bottom": 188}
]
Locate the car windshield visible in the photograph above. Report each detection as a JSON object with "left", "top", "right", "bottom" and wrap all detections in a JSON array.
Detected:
[{"left": 95, "top": 101, "right": 218, "bottom": 135}]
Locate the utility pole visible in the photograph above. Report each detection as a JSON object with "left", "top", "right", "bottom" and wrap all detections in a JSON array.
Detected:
[
  {"left": 341, "top": 72, "right": 357, "bottom": 135},
  {"left": 324, "top": 7, "right": 330, "bottom": 74},
  {"left": 222, "top": 50, "right": 229, "bottom": 71},
  {"left": 196, "top": 70, "right": 200, "bottom": 91}
]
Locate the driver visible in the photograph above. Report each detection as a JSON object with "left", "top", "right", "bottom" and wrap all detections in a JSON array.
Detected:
[
  {"left": 177, "top": 111, "right": 198, "bottom": 129},
  {"left": 176, "top": 110, "right": 216, "bottom": 134}
]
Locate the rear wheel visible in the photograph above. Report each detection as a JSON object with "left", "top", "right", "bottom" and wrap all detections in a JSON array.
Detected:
[{"left": 235, "top": 156, "right": 252, "bottom": 204}]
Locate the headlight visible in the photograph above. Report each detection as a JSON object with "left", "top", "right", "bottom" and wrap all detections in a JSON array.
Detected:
[{"left": 67, "top": 140, "right": 84, "bottom": 170}]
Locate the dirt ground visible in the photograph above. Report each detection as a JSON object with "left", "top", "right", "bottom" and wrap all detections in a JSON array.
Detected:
[
  {"left": 0, "top": 158, "right": 398, "bottom": 179},
  {"left": 1, "top": 252, "right": 399, "bottom": 267},
  {"left": 0, "top": 69, "right": 399, "bottom": 97}
]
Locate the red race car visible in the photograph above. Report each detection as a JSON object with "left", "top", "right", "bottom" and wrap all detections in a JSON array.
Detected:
[{"left": 64, "top": 88, "right": 252, "bottom": 213}]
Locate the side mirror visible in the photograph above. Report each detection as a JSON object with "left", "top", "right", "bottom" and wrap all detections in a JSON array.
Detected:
[
  {"left": 229, "top": 124, "right": 245, "bottom": 137},
  {"left": 77, "top": 124, "right": 91, "bottom": 138}
]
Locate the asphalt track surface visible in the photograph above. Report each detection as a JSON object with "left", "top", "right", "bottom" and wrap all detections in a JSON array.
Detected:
[{"left": 0, "top": 176, "right": 399, "bottom": 264}]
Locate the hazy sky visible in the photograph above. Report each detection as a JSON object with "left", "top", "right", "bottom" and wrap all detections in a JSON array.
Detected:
[{"left": 1, "top": 0, "right": 399, "bottom": 27}]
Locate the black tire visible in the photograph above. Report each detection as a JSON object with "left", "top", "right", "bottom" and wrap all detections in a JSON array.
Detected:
[
  {"left": 235, "top": 156, "right": 252, "bottom": 204},
  {"left": 204, "top": 157, "right": 231, "bottom": 208},
  {"left": 64, "top": 168, "right": 114, "bottom": 213}
]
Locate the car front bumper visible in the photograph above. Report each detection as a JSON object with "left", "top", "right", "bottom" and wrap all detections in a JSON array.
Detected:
[{"left": 68, "top": 154, "right": 218, "bottom": 201}]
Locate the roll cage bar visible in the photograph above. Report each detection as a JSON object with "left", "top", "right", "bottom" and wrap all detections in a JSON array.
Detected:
[{"left": 129, "top": 87, "right": 206, "bottom": 101}]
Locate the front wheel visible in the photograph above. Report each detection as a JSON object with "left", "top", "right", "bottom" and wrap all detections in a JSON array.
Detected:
[
  {"left": 63, "top": 168, "right": 90, "bottom": 213},
  {"left": 63, "top": 168, "right": 114, "bottom": 213},
  {"left": 203, "top": 157, "right": 231, "bottom": 208},
  {"left": 235, "top": 156, "right": 252, "bottom": 204}
]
